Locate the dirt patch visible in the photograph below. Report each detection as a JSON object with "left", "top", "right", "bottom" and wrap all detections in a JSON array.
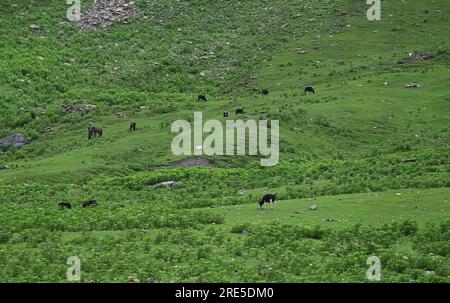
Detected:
[
  {"left": 72, "top": 0, "right": 139, "bottom": 29},
  {"left": 166, "top": 156, "right": 214, "bottom": 168}
]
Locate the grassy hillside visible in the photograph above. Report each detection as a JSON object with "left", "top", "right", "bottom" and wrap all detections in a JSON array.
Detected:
[{"left": 0, "top": 0, "right": 449, "bottom": 282}]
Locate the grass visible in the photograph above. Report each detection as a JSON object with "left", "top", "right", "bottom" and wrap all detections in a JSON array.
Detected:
[
  {"left": 0, "top": 0, "right": 449, "bottom": 282},
  {"left": 207, "top": 187, "right": 450, "bottom": 229}
]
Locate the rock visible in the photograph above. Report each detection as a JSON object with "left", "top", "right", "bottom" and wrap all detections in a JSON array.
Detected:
[
  {"left": 309, "top": 204, "right": 318, "bottom": 211},
  {"left": 30, "top": 24, "right": 40, "bottom": 30},
  {"left": 41, "top": 126, "right": 54, "bottom": 133},
  {"left": 127, "top": 275, "right": 140, "bottom": 282},
  {"left": 238, "top": 190, "right": 245, "bottom": 196},
  {"left": 150, "top": 180, "right": 183, "bottom": 190},
  {"left": 399, "top": 158, "right": 417, "bottom": 164},
  {"left": 114, "top": 112, "right": 127, "bottom": 119},
  {"left": 0, "top": 133, "right": 30, "bottom": 151}
]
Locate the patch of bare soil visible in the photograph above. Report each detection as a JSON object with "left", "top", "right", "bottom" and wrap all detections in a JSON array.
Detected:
[
  {"left": 73, "top": 0, "right": 138, "bottom": 29},
  {"left": 159, "top": 157, "right": 214, "bottom": 168}
]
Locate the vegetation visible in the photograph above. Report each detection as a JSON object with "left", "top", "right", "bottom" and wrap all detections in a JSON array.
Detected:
[{"left": 0, "top": 0, "right": 449, "bottom": 282}]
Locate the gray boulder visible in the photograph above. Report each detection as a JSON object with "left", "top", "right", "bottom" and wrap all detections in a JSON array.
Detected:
[
  {"left": 309, "top": 204, "right": 318, "bottom": 211},
  {"left": 150, "top": 180, "right": 182, "bottom": 190},
  {"left": 0, "top": 134, "right": 30, "bottom": 151}
]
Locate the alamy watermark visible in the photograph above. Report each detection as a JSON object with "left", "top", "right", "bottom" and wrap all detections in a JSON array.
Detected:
[
  {"left": 366, "top": 256, "right": 381, "bottom": 281},
  {"left": 66, "top": 0, "right": 81, "bottom": 22},
  {"left": 367, "top": 0, "right": 381, "bottom": 21},
  {"left": 66, "top": 256, "right": 81, "bottom": 281},
  {"left": 171, "top": 112, "right": 279, "bottom": 167}
]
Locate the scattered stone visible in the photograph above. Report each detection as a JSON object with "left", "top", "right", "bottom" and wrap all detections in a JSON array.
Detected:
[
  {"left": 309, "top": 204, "right": 318, "bottom": 211},
  {"left": 127, "top": 275, "right": 140, "bottom": 282},
  {"left": 114, "top": 112, "right": 127, "bottom": 119},
  {"left": 238, "top": 190, "right": 245, "bottom": 196},
  {"left": 30, "top": 24, "right": 40, "bottom": 30},
  {"left": 0, "top": 133, "right": 30, "bottom": 151},
  {"left": 398, "top": 51, "right": 434, "bottom": 64},
  {"left": 72, "top": 0, "right": 139, "bottom": 29},
  {"left": 61, "top": 104, "right": 96, "bottom": 115}
]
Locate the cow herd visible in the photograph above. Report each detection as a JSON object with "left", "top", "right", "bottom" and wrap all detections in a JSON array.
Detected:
[
  {"left": 198, "top": 86, "right": 315, "bottom": 118},
  {"left": 198, "top": 87, "right": 316, "bottom": 102}
]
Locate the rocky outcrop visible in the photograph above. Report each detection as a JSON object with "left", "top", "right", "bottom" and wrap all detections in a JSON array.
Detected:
[
  {"left": 72, "top": 0, "right": 139, "bottom": 29},
  {"left": 0, "top": 134, "right": 30, "bottom": 151},
  {"left": 61, "top": 104, "right": 96, "bottom": 115}
]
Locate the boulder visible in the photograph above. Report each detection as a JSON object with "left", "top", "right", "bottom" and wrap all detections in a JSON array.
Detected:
[
  {"left": 309, "top": 204, "right": 318, "bottom": 211},
  {"left": 150, "top": 180, "right": 182, "bottom": 190},
  {"left": 0, "top": 133, "right": 30, "bottom": 151}
]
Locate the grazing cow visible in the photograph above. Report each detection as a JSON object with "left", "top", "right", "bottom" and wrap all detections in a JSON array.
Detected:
[
  {"left": 406, "top": 83, "right": 420, "bottom": 88},
  {"left": 235, "top": 108, "right": 244, "bottom": 115},
  {"left": 198, "top": 95, "right": 207, "bottom": 102},
  {"left": 223, "top": 110, "right": 229, "bottom": 117},
  {"left": 93, "top": 127, "right": 102, "bottom": 137},
  {"left": 304, "top": 86, "right": 315, "bottom": 94},
  {"left": 130, "top": 121, "right": 136, "bottom": 132},
  {"left": 262, "top": 89, "right": 269, "bottom": 96},
  {"left": 58, "top": 202, "right": 72, "bottom": 209},
  {"left": 82, "top": 199, "right": 97, "bottom": 208},
  {"left": 259, "top": 194, "right": 276, "bottom": 209}
]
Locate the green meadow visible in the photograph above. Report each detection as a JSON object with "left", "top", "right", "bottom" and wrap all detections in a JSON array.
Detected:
[{"left": 0, "top": 0, "right": 449, "bottom": 282}]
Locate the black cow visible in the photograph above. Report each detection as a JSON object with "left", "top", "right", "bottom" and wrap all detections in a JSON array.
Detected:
[
  {"left": 262, "top": 89, "right": 269, "bottom": 96},
  {"left": 259, "top": 194, "right": 276, "bottom": 209},
  {"left": 223, "top": 110, "right": 229, "bottom": 117},
  {"left": 130, "top": 121, "right": 136, "bottom": 132},
  {"left": 58, "top": 202, "right": 72, "bottom": 209},
  {"left": 82, "top": 199, "right": 97, "bottom": 208},
  {"left": 304, "top": 86, "right": 315, "bottom": 94},
  {"left": 198, "top": 95, "right": 207, "bottom": 102},
  {"left": 235, "top": 108, "right": 244, "bottom": 115}
]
